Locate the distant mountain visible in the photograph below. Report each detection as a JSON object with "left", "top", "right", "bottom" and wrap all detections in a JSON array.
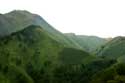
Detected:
[
  {"left": 65, "top": 33, "right": 107, "bottom": 53},
  {"left": 96, "top": 36, "right": 125, "bottom": 59}
]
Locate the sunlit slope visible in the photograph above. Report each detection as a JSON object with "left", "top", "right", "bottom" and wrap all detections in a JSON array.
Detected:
[
  {"left": 65, "top": 33, "right": 107, "bottom": 52},
  {"left": 96, "top": 36, "right": 125, "bottom": 59}
]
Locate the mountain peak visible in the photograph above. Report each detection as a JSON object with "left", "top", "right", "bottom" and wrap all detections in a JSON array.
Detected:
[
  {"left": 0, "top": 10, "right": 45, "bottom": 37},
  {"left": 5, "top": 10, "right": 32, "bottom": 15}
]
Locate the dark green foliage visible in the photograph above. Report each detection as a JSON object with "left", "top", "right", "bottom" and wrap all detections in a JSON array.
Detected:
[
  {"left": 116, "top": 63, "right": 125, "bottom": 75},
  {"left": 90, "top": 63, "right": 125, "bottom": 83},
  {"left": 0, "top": 25, "right": 96, "bottom": 83},
  {"left": 0, "top": 24, "right": 118, "bottom": 83},
  {"left": 53, "top": 65, "right": 86, "bottom": 83},
  {"left": 0, "top": 25, "right": 63, "bottom": 82},
  {"left": 27, "top": 66, "right": 49, "bottom": 83},
  {"left": 59, "top": 48, "right": 90, "bottom": 65},
  {"left": 52, "top": 58, "right": 115, "bottom": 83}
]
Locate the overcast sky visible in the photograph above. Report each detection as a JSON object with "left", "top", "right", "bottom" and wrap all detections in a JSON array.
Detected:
[{"left": 0, "top": 0, "right": 125, "bottom": 37}]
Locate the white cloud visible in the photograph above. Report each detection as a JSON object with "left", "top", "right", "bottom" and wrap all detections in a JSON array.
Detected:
[{"left": 0, "top": 0, "right": 125, "bottom": 37}]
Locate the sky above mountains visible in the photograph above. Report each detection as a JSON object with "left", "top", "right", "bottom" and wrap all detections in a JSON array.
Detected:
[{"left": 0, "top": 0, "right": 125, "bottom": 37}]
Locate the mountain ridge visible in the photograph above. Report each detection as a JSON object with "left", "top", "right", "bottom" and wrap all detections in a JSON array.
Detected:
[
  {"left": 96, "top": 36, "right": 125, "bottom": 59},
  {"left": 0, "top": 10, "right": 124, "bottom": 83},
  {"left": 0, "top": 10, "right": 108, "bottom": 53}
]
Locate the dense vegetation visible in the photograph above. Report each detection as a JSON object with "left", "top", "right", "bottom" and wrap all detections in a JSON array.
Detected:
[
  {"left": 91, "top": 63, "right": 125, "bottom": 83},
  {"left": 0, "top": 24, "right": 117, "bottom": 83},
  {"left": 0, "top": 25, "right": 105, "bottom": 83},
  {"left": 0, "top": 10, "right": 125, "bottom": 83}
]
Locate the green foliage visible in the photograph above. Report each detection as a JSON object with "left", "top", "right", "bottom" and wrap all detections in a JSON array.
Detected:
[
  {"left": 59, "top": 48, "right": 90, "bottom": 65},
  {"left": 0, "top": 10, "right": 125, "bottom": 83},
  {"left": 0, "top": 25, "right": 98, "bottom": 83},
  {"left": 116, "top": 63, "right": 125, "bottom": 75},
  {"left": 0, "top": 25, "right": 63, "bottom": 82},
  {"left": 96, "top": 36, "right": 125, "bottom": 59},
  {"left": 52, "top": 58, "right": 115, "bottom": 83},
  {"left": 91, "top": 63, "right": 125, "bottom": 83},
  {"left": 53, "top": 64, "right": 86, "bottom": 83}
]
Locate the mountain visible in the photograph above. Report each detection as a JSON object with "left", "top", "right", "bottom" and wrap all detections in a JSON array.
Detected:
[
  {"left": 0, "top": 10, "right": 121, "bottom": 83},
  {"left": 0, "top": 25, "right": 98, "bottom": 83},
  {"left": 91, "top": 36, "right": 125, "bottom": 83},
  {"left": 65, "top": 33, "right": 107, "bottom": 52},
  {"left": 0, "top": 10, "right": 84, "bottom": 49},
  {"left": 0, "top": 10, "right": 109, "bottom": 53},
  {"left": 96, "top": 36, "right": 125, "bottom": 59}
]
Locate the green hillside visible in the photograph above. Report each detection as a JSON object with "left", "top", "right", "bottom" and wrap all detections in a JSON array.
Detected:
[
  {"left": 0, "top": 10, "right": 108, "bottom": 53},
  {"left": 96, "top": 36, "right": 125, "bottom": 59},
  {"left": 0, "top": 25, "right": 102, "bottom": 83},
  {"left": 0, "top": 10, "right": 84, "bottom": 49},
  {"left": 0, "top": 10, "right": 125, "bottom": 83},
  {"left": 65, "top": 33, "right": 107, "bottom": 52},
  {"left": 0, "top": 25, "right": 63, "bottom": 83}
]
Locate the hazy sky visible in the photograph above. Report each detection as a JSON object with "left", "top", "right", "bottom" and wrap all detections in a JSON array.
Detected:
[{"left": 0, "top": 0, "right": 125, "bottom": 37}]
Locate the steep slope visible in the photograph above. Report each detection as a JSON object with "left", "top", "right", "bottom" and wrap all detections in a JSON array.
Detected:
[
  {"left": 0, "top": 10, "right": 109, "bottom": 53},
  {"left": 0, "top": 25, "right": 95, "bottom": 83},
  {"left": 0, "top": 25, "right": 63, "bottom": 83},
  {"left": 96, "top": 36, "right": 125, "bottom": 59},
  {"left": 0, "top": 10, "right": 118, "bottom": 83},
  {"left": 0, "top": 10, "right": 82, "bottom": 49},
  {"left": 65, "top": 33, "right": 107, "bottom": 52}
]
